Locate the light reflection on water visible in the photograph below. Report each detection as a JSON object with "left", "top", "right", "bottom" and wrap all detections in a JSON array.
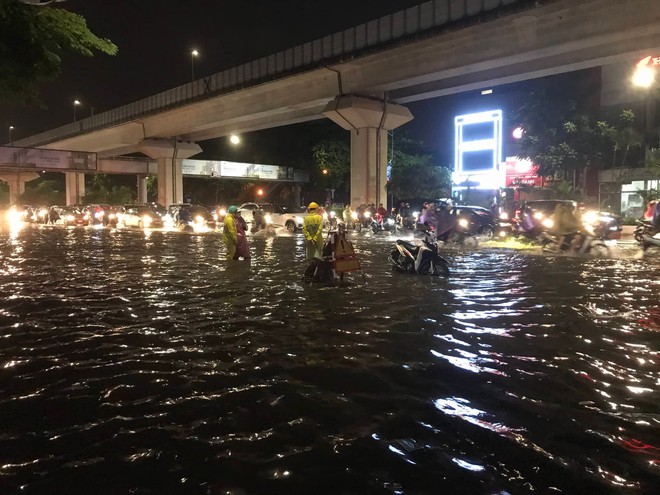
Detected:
[{"left": 0, "top": 227, "right": 657, "bottom": 494}]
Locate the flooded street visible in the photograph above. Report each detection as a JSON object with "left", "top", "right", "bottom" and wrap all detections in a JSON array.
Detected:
[{"left": 0, "top": 226, "right": 658, "bottom": 494}]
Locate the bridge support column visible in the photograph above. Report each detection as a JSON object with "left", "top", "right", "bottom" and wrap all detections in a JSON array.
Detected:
[
  {"left": 136, "top": 174, "right": 148, "bottom": 203},
  {"left": 65, "top": 172, "right": 86, "bottom": 205},
  {"left": 137, "top": 139, "right": 201, "bottom": 206},
  {"left": 0, "top": 172, "right": 40, "bottom": 204},
  {"left": 323, "top": 95, "right": 413, "bottom": 207}
]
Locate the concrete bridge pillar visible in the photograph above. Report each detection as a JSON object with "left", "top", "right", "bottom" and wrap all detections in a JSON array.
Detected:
[
  {"left": 65, "top": 172, "right": 86, "bottom": 205},
  {"left": 323, "top": 95, "right": 413, "bottom": 207},
  {"left": 0, "top": 172, "right": 40, "bottom": 204},
  {"left": 137, "top": 139, "right": 201, "bottom": 206},
  {"left": 136, "top": 174, "right": 148, "bottom": 203}
]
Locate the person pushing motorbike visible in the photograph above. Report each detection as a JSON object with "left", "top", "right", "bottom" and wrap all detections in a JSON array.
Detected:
[{"left": 303, "top": 202, "right": 324, "bottom": 261}]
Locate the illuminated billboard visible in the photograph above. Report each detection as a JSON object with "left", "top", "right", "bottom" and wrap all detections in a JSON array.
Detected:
[{"left": 454, "top": 110, "right": 502, "bottom": 175}]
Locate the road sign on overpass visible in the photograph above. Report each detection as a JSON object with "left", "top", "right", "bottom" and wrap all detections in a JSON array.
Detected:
[{"left": 0, "top": 146, "right": 96, "bottom": 173}]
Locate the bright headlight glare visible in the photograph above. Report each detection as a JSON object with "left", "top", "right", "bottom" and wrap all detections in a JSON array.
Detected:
[
  {"left": 412, "top": 211, "right": 419, "bottom": 219},
  {"left": 195, "top": 215, "right": 204, "bottom": 224},
  {"left": 499, "top": 212, "right": 509, "bottom": 220},
  {"left": 542, "top": 218, "right": 554, "bottom": 229},
  {"left": 265, "top": 214, "right": 273, "bottom": 224},
  {"left": 533, "top": 212, "right": 544, "bottom": 220},
  {"left": 351, "top": 212, "right": 358, "bottom": 220},
  {"left": 386, "top": 218, "right": 395, "bottom": 225},
  {"left": 142, "top": 215, "right": 152, "bottom": 226},
  {"left": 213, "top": 213, "right": 218, "bottom": 221},
  {"left": 582, "top": 211, "right": 598, "bottom": 224},
  {"left": 219, "top": 208, "right": 226, "bottom": 216},
  {"left": 295, "top": 216, "right": 303, "bottom": 224},
  {"left": 322, "top": 212, "right": 328, "bottom": 220},
  {"left": 458, "top": 218, "right": 469, "bottom": 228},
  {"left": 66, "top": 215, "right": 75, "bottom": 222},
  {"left": 108, "top": 213, "right": 116, "bottom": 219},
  {"left": 330, "top": 211, "right": 336, "bottom": 218},
  {"left": 364, "top": 211, "right": 371, "bottom": 218},
  {"left": 94, "top": 211, "right": 103, "bottom": 219}
]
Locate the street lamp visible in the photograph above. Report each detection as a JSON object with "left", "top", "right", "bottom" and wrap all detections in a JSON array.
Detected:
[
  {"left": 8, "top": 125, "right": 14, "bottom": 145},
  {"left": 229, "top": 134, "right": 240, "bottom": 145},
  {"left": 632, "top": 56, "right": 657, "bottom": 88},
  {"left": 73, "top": 99, "right": 81, "bottom": 122},
  {"left": 191, "top": 49, "right": 199, "bottom": 83}
]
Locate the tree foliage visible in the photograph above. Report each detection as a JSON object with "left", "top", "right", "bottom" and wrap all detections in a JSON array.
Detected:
[
  {"left": 0, "top": 0, "right": 117, "bottom": 104},
  {"left": 312, "top": 139, "right": 350, "bottom": 191},
  {"left": 389, "top": 136, "right": 452, "bottom": 200}
]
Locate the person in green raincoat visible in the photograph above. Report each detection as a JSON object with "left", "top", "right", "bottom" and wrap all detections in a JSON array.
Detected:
[
  {"left": 223, "top": 205, "right": 238, "bottom": 260},
  {"left": 302, "top": 202, "right": 324, "bottom": 261}
]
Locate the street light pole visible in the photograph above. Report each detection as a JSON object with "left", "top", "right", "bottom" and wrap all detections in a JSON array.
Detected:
[
  {"left": 191, "top": 49, "right": 199, "bottom": 83},
  {"left": 73, "top": 99, "right": 81, "bottom": 122},
  {"left": 8, "top": 125, "right": 14, "bottom": 145}
]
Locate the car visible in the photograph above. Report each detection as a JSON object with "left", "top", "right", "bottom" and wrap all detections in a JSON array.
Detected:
[
  {"left": 452, "top": 205, "right": 501, "bottom": 238},
  {"left": 118, "top": 205, "right": 164, "bottom": 228},
  {"left": 53, "top": 206, "right": 90, "bottom": 227},
  {"left": 516, "top": 200, "right": 622, "bottom": 240},
  {"left": 167, "top": 203, "right": 216, "bottom": 229},
  {"left": 237, "top": 203, "right": 307, "bottom": 232}
]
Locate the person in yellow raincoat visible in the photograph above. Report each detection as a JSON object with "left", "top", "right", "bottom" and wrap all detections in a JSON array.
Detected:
[
  {"left": 223, "top": 205, "right": 238, "bottom": 260},
  {"left": 302, "top": 202, "right": 324, "bottom": 261}
]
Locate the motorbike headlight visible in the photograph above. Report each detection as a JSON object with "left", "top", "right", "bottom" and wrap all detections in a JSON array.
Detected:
[
  {"left": 364, "top": 211, "right": 371, "bottom": 218},
  {"left": 195, "top": 215, "right": 204, "bottom": 224},
  {"left": 66, "top": 215, "right": 75, "bottom": 222},
  {"left": 412, "top": 211, "right": 419, "bottom": 220},
  {"left": 83, "top": 214, "right": 90, "bottom": 220},
  {"left": 213, "top": 213, "right": 219, "bottom": 221},
  {"left": 142, "top": 215, "right": 152, "bottom": 226},
  {"left": 542, "top": 218, "right": 554, "bottom": 229},
  {"left": 386, "top": 218, "right": 395, "bottom": 225},
  {"left": 94, "top": 211, "right": 103, "bottom": 219},
  {"left": 351, "top": 212, "right": 358, "bottom": 220},
  {"left": 295, "top": 216, "right": 303, "bottom": 224},
  {"left": 38, "top": 209, "right": 48, "bottom": 218},
  {"left": 498, "top": 230, "right": 507, "bottom": 237},
  {"left": 582, "top": 210, "right": 598, "bottom": 225},
  {"left": 322, "top": 212, "right": 328, "bottom": 220},
  {"left": 533, "top": 212, "right": 544, "bottom": 220},
  {"left": 499, "top": 212, "right": 509, "bottom": 220},
  {"left": 458, "top": 218, "right": 469, "bottom": 229},
  {"left": 265, "top": 214, "right": 273, "bottom": 224},
  {"left": 108, "top": 213, "right": 116, "bottom": 219},
  {"left": 330, "top": 211, "right": 336, "bottom": 218},
  {"left": 219, "top": 208, "right": 226, "bottom": 217}
]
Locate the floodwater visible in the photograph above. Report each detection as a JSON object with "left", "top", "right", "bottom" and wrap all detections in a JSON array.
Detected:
[{"left": 0, "top": 226, "right": 658, "bottom": 494}]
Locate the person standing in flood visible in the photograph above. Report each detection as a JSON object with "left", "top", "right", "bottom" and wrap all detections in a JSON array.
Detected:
[
  {"left": 234, "top": 210, "right": 251, "bottom": 259},
  {"left": 223, "top": 205, "right": 238, "bottom": 260},
  {"left": 302, "top": 202, "right": 324, "bottom": 261}
]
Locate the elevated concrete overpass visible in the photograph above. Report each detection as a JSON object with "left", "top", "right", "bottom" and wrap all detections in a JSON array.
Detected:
[{"left": 11, "top": 0, "right": 660, "bottom": 206}]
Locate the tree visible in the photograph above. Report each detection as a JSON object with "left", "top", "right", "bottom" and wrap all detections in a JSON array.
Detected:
[
  {"left": 312, "top": 139, "right": 350, "bottom": 192},
  {"left": 513, "top": 89, "right": 606, "bottom": 186},
  {"left": 0, "top": 0, "right": 117, "bottom": 104},
  {"left": 388, "top": 137, "right": 452, "bottom": 200}
]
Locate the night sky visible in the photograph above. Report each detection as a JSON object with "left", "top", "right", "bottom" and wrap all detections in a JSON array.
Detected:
[{"left": 1, "top": 0, "right": 592, "bottom": 167}]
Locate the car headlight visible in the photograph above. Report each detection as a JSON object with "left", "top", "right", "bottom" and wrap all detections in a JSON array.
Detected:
[
  {"left": 542, "top": 218, "right": 554, "bottom": 229},
  {"left": 66, "top": 215, "right": 75, "bottom": 222},
  {"left": 351, "top": 212, "right": 358, "bottom": 220},
  {"left": 265, "top": 214, "right": 273, "bottom": 224},
  {"left": 533, "top": 212, "right": 544, "bottom": 220},
  {"left": 195, "top": 215, "right": 204, "bottom": 224},
  {"left": 499, "top": 212, "right": 509, "bottom": 220},
  {"left": 364, "top": 211, "right": 371, "bottom": 218},
  {"left": 142, "top": 215, "right": 152, "bottom": 226},
  {"left": 295, "top": 216, "right": 303, "bottom": 224},
  {"left": 458, "top": 218, "right": 469, "bottom": 228}
]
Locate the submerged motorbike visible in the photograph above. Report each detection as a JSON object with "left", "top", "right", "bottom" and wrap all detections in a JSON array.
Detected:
[
  {"left": 541, "top": 224, "right": 610, "bottom": 257},
  {"left": 389, "top": 230, "right": 450, "bottom": 277},
  {"left": 635, "top": 220, "right": 655, "bottom": 243},
  {"left": 642, "top": 231, "right": 660, "bottom": 251}
]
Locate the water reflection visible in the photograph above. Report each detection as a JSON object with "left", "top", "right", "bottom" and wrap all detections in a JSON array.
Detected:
[{"left": 0, "top": 227, "right": 657, "bottom": 494}]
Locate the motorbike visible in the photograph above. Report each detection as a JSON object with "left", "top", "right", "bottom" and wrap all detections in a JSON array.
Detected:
[
  {"left": 634, "top": 219, "right": 655, "bottom": 243},
  {"left": 642, "top": 231, "right": 660, "bottom": 251},
  {"left": 370, "top": 215, "right": 397, "bottom": 233},
  {"left": 541, "top": 224, "right": 610, "bottom": 257},
  {"left": 389, "top": 230, "right": 450, "bottom": 277}
]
